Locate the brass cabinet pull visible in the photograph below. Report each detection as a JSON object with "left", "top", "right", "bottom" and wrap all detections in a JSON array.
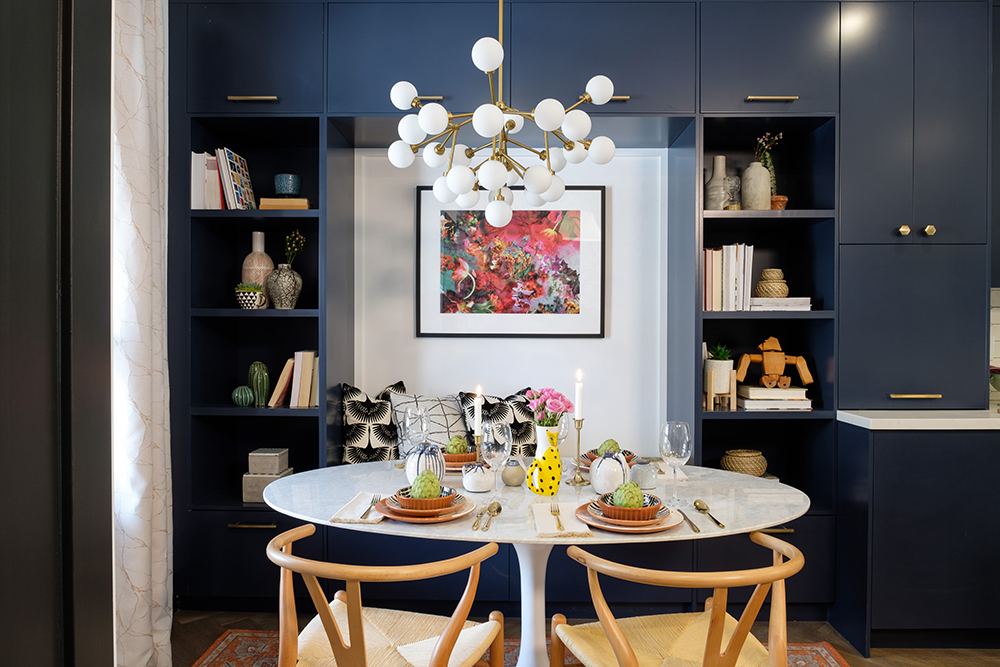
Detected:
[
  {"left": 889, "top": 394, "right": 942, "bottom": 399},
  {"left": 759, "top": 527, "right": 794, "bottom": 534},
  {"left": 227, "top": 96, "right": 278, "bottom": 102},
  {"left": 898, "top": 225, "right": 911, "bottom": 236},
  {"left": 227, "top": 522, "right": 278, "bottom": 529},
  {"left": 745, "top": 95, "right": 799, "bottom": 102},
  {"left": 923, "top": 225, "right": 937, "bottom": 236}
]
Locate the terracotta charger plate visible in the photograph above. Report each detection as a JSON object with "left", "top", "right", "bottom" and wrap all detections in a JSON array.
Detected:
[
  {"left": 376, "top": 497, "right": 477, "bottom": 523},
  {"left": 575, "top": 503, "right": 683, "bottom": 534},
  {"left": 384, "top": 493, "right": 467, "bottom": 516}
]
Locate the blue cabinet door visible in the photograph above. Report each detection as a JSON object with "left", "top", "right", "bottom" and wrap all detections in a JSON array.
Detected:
[
  {"left": 328, "top": 3, "right": 508, "bottom": 115},
  {"left": 840, "top": 2, "right": 913, "bottom": 244},
  {"left": 700, "top": 2, "right": 839, "bottom": 114},
  {"left": 838, "top": 245, "right": 988, "bottom": 410},
  {"left": 912, "top": 2, "right": 988, "bottom": 245},
  {"left": 508, "top": 3, "right": 696, "bottom": 115},
  {"left": 187, "top": 3, "right": 324, "bottom": 114}
]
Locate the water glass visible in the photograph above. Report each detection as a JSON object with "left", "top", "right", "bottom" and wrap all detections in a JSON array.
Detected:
[
  {"left": 659, "top": 420, "right": 692, "bottom": 507},
  {"left": 481, "top": 422, "right": 513, "bottom": 502}
]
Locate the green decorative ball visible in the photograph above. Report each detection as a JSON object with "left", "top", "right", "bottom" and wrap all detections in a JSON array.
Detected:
[
  {"left": 612, "top": 481, "right": 643, "bottom": 508},
  {"left": 232, "top": 385, "right": 254, "bottom": 407},
  {"left": 410, "top": 470, "right": 442, "bottom": 499}
]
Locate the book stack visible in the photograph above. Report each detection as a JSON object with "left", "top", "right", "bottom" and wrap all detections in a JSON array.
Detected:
[
  {"left": 736, "top": 385, "right": 812, "bottom": 411},
  {"left": 267, "top": 350, "right": 319, "bottom": 408},
  {"left": 242, "top": 447, "right": 293, "bottom": 503},
  {"left": 189, "top": 148, "right": 256, "bottom": 210},
  {"left": 703, "top": 243, "right": 754, "bottom": 311},
  {"left": 259, "top": 197, "right": 310, "bottom": 210},
  {"left": 750, "top": 297, "right": 812, "bottom": 311}
]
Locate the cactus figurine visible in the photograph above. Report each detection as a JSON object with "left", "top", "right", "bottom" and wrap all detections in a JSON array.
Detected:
[
  {"left": 248, "top": 361, "right": 269, "bottom": 408},
  {"left": 232, "top": 385, "right": 254, "bottom": 407}
]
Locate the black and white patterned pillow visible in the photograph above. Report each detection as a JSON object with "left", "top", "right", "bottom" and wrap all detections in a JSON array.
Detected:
[
  {"left": 458, "top": 388, "right": 538, "bottom": 458},
  {"left": 343, "top": 381, "right": 406, "bottom": 464},
  {"left": 388, "top": 393, "right": 468, "bottom": 451}
]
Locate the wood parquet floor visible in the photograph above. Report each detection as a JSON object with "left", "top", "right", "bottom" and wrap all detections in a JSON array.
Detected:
[{"left": 171, "top": 611, "right": 1000, "bottom": 667}]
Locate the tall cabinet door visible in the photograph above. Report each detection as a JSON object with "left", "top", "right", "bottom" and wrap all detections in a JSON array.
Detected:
[
  {"left": 839, "top": 245, "right": 988, "bottom": 410},
  {"left": 701, "top": 2, "right": 839, "bottom": 114},
  {"left": 912, "top": 2, "right": 988, "bottom": 244}
]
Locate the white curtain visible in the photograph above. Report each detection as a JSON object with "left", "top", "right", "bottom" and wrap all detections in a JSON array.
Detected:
[{"left": 112, "top": 1, "right": 172, "bottom": 665}]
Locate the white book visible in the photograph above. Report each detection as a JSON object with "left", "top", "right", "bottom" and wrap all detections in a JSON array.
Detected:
[
  {"left": 722, "top": 244, "right": 737, "bottom": 311},
  {"left": 190, "top": 152, "right": 207, "bottom": 209},
  {"left": 737, "top": 385, "right": 808, "bottom": 400},
  {"left": 290, "top": 351, "right": 305, "bottom": 407},
  {"left": 216, "top": 147, "right": 236, "bottom": 209},
  {"left": 743, "top": 245, "right": 754, "bottom": 311},
  {"left": 737, "top": 397, "right": 812, "bottom": 410},
  {"left": 205, "top": 155, "right": 223, "bottom": 209},
  {"left": 735, "top": 243, "right": 745, "bottom": 311},
  {"left": 712, "top": 248, "right": 723, "bottom": 311}
]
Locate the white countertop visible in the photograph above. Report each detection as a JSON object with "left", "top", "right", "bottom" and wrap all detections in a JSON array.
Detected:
[{"left": 837, "top": 409, "right": 1000, "bottom": 430}]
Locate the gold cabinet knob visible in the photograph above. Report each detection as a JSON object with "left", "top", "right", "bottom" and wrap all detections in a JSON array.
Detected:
[
  {"left": 923, "top": 225, "right": 937, "bottom": 236},
  {"left": 898, "top": 225, "right": 911, "bottom": 236}
]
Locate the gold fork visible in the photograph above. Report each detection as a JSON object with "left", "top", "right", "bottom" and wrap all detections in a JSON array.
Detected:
[
  {"left": 360, "top": 494, "right": 381, "bottom": 519},
  {"left": 550, "top": 502, "right": 564, "bottom": 531}
]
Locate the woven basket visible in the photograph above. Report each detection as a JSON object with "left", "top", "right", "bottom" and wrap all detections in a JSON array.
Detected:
[
  {"left": 760, "top": 268, "right": 784, "bottom": 281},
  {"left": 755, "top": 279, "right": 789, "bottom": 298},
  {"left": 720, "top": 449, "right": 767, "bottom": 476}
]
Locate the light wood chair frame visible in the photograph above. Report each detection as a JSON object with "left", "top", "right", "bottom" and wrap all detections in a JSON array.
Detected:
[
  {"left": 550, "top": 531, "right": 804, "bottom": 667},
  {"left": 267, "top": 524, "right": 505, "bottom": 667}
]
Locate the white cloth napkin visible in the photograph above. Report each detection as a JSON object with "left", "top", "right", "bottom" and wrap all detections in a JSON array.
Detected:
[
  {"left": 330, "top": 491, "right": 384, "bottom": 524},
  {"left": 657, "top": 463, "right": 688, "bottom": 482},
  {"left": 531, "top": 502, "right": 591, "bottom": 538}
]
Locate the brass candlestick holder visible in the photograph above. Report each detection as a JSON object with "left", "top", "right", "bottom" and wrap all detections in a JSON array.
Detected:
[
  {"left": 566, "top": 418, "right": 589, "bottom": 487},
  {"left": 475, "top": 434, "right": 483, "bottom": 462}
]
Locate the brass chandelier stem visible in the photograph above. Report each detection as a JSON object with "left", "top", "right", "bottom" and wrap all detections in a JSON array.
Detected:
[
  {"left": 506, "top": 138, "right": 542, "bottom": 156},
  {"left": 544, "top": 132, "right": 552, "bottom": 172},
  {"left": 497, "top": 0, "right": 504, "bottom": 106}
]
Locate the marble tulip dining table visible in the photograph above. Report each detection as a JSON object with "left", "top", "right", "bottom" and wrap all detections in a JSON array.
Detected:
[{"left": 264, "top": 460, "right": 810, "bottom": 667}]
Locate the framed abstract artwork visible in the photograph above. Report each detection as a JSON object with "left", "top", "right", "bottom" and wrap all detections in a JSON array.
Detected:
[{"left": 416, "top": 186, "right": 606, "bottom": 337}]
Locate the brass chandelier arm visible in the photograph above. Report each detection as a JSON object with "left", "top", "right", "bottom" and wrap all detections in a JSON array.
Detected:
[
  {"left": 450, "top": 112, "right": 475, "bottom": 119},
  {"left": 544, "top": 132, "right": 552, "bottom": 172},
  {"left": 565, "top": 95, "right": 590, "bottom": 113},
  {"left": 504, "top": 156, "right": 525, "bottom": 176},
  {"left": 488, "top": 70, "right": 497, "bottom": 106},
  {"left": 506, "top": 138, "right": 543, "bottom": 156},
  {"left": 551, "top": 129, "right": 576, "bottom": 150},
  {"left": 411, "top": 127, "right": 456, "bottom": 151}
]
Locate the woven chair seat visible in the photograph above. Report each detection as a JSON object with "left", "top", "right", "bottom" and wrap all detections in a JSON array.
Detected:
[
  {"left": 297, "top": 600, "right": 501, "bottom": 667},
  {"left": 555, "top": 610, "right": 769, "bottom": 667}
]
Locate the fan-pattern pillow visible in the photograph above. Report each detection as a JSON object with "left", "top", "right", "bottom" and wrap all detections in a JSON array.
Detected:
[
  {"left": 389, "top": 393, "right": 468, "bottom": 451},
  {"left": 343, "top": 381, "right": 406, "bottom": 464},
  {"left": 458, "top": 389, "right": 538, "bottom": 458}
]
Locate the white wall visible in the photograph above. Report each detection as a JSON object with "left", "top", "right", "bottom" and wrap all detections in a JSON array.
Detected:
[{"left": 354, "top": 149, "right": 668, "bottom": 457}]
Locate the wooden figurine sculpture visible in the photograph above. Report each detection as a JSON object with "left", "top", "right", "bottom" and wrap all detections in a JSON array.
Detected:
[{"left": 736, "top": 337, "right": 814, "bottom": 388}]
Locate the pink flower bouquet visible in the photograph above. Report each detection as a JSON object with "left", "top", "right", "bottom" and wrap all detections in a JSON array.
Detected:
[{"left": 525, "top": 388, "right": 575, "bottom": 427}]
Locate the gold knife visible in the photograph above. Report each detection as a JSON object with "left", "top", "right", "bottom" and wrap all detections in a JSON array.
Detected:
[{"left": 677, "top": 509, "right": 700, "bottom": 533}]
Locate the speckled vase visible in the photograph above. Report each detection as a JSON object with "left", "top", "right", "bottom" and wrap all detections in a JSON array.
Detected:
[
  {"left": 266, "top": 263, "right": 302, "bottom": 309},
  {"left": 248, "top": 361, "right": 269, "bottom": 408},
  {"left": 742, "top": 161, "right": 771, "bottom": 211},
  {"left": 242, "top": 231, "right": 273, "bottom": 308}
]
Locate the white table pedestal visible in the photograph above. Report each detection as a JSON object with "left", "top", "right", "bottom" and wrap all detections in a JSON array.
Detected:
[{"left": 513, "top": 542, "right": 554, "bottom": 667}]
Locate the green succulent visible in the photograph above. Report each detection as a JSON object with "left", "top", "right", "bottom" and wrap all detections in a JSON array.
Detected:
[
  {"left": 597, "top": 439, "right": 620, "bottom": 456},
  {"left": 409, "top": 469, "right": 441, "bottom": 499},
  {"left": 446, "top": 436, "right": 469, "bottom": 455},
  {"left": 708, "top": 343, "right": 731, "bottom": 361},
  {"left": 235, "top": 281, "right": 263, "bottom": 293},
  {"left": 612, "top": 481, "right": 643, "bottom": 508}
]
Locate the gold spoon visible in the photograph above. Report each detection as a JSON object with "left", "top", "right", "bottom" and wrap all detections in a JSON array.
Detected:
[
  {"left": 693, "top": 499, "right": 725, "bottom": 528},
  {"left": 471, "top": 506, "right": 489, "bottom": 530},
  {"left": 481, "top": 501, "right": 502, "bottom": 531}
]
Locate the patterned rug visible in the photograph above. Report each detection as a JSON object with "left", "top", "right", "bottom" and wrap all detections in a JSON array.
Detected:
[{"left": 191, "top": 629, "right": 849, "bottom": 667}]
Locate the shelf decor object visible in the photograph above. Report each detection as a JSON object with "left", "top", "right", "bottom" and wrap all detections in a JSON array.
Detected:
[
  {"left": 267, "top": 229, "right": 306, "bottom": 309},
  {"left": 231, "top": 385, "right": 254, "bottom": 407},
  {"left": 721, "top": 449, "right": 767, "bottom": 477},
  {"left": 741, "top": 161, "right": 771, "bottom": 210},
  {"left": 387, "top": 0, "right": 618, "bottom": 227},
  {"left": 754, "top": 268, "right": 789, "bottom": 298},
  {"left": 704, "top": 155, "right": 728, "bottom": 210},
  {"left": 234, "top": 282, "right": 264, "bottom": 309},
  {"left": 242, "top": 231, "right": 273, "bottom": 308},
  {"left": 248, "top": 361, "right": 270, "bottom": 408}
]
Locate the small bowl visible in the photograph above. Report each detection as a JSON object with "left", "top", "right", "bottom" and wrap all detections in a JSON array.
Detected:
[
  {"left": 443, "top": 452, "right": 477, "bottom": 464},
  {"left": 598, "top": 492, "right": 661, "bottom": 521},
  {"left": 396, "top": 485, "right": 456, "bottom": 510},
  {"left": 274, "top": 173, "right": 301, "bottom": 197}
]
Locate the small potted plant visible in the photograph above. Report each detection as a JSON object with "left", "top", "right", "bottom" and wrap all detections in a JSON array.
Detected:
[
  {"left": 234, "top": 281, "right": 264, "bottom": 309},
  {"left": 704, "top": 343, "right": 734, "bottom": 395}
]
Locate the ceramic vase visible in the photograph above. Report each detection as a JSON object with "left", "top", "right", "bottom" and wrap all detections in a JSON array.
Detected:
[
  {"left": 704, "top": 155, "right": 728, "bottom": 210},
  {"left": 704, "top": 358, "right": 734, "bottom": 394},
  {"left": 231, "top": 385, "right": 254, "bottom": 407},
  {"left": 501, "top": 459, "right": 526, "bottom": 486},
  {"left": 591, "top": 451, "right": 630, "bottom": 495},
  {"left": 526, "top": 439, "right": 561, "bottom": 496},
  {"left": 266, "top": 263, "right": 302, "bottom": 309},
  {"left": 248, "top": 361, "right": 269, "bottom": 408},
  {"left": 462, "top": 461, "right": 495, "bottom": 493},
  {"left": 742, "top": 161, "right": 771, "bottom": 210},
  {"left": 242, "top": 231, "right": 273, "bottom": 308},
  {"left": 405, "top": 442, "right": 446, "bottom": 484}
]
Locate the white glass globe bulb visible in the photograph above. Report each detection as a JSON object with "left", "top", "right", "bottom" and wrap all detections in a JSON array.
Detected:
[
  {"left": 561, "top": 109, "right": 592, "bottom": 141},
  {"left": 489, "top": 186, "right": 513, "bottom": 203},
  {"left": 503, "top": 113, "right": 524, "bottom": 134},
  {"left": 471, "top": 37, "right": 504, "bottom": 73},
  {"left": 565, "top": 141, "right": 588, "bottom": 164},
  {"left": 586, "top": 75, "right": 614, "bottom": 105},
  {"left": 387, "top": 140, "right": 415, "bottom": 168},
  {"left": 472, "top": 103, "right": 505, "bottom": 138},
  {"left": 390, "top": 81, "right": 418, "bottom": 110},
  {"left": 455, "top": 189, "right": 482, "bottom": 209},
  {"left": 477, "top": 159, "right": 508, "bottom": 191},
  {"left": 541, "top": 174, "right": 565, "bottom": 202},
  {"left": 423, "top": 142, "right": 448, "bottom": 168},
  {"left": 523, "top": 164, "right": 553, "bottom": 194},
  {"left": 433, "top": 176, "right": 456, "bottom": 204},
  {"left": 588, "top": 135, "right": 616, "bottom": 165},
  {"left": 533, "top": 98, "right": 565, "bottom": 132},
  {"left": 397, "top": 114, "right": 426, "bottom": 145},
  {"left": 446, "top": 165, "right": 476, "bottom": 195},
  {"left": 524, "top": 191, "right": 546, "bottom": 207},
  {"left": 418, "top": 103, "right": 449, "bottom": 135},
  {"left": 506, "top": 168, "right": 520, "bottom": 187},
  {"left": 452, "top": 143, "right": 473, "bottom": 167},
  {"left": 547, "top": 146, "right": 567, "bottom": 173},
  {"left": 485, "top": 199, "right": 513, "bottom": 227}
]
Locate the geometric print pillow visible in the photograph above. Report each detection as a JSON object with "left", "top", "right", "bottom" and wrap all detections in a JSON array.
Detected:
[
  {"left": 388, "top": 393, "right": 468, "bottom": 452},
  {"left": 457, "top": 388, "right": 538, "bottom": 458},
  {"left": 342, "top": 381, "right": 406, "bottom": 464}
]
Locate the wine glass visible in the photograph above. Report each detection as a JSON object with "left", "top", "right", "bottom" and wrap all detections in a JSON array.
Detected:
[
  {"left": 659, "top": 420, "right": 692, "bottom": 508},
  {"left": 481, "top": 422, "right": 513, "bottom": 502},
  {"left": 399, "top": 407, "right": 428, "bottom": 461}
]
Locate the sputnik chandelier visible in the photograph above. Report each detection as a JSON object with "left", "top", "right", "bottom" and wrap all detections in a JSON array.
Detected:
[{"left": 386, "top": 0, "right": 617, "bottom": 228}]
